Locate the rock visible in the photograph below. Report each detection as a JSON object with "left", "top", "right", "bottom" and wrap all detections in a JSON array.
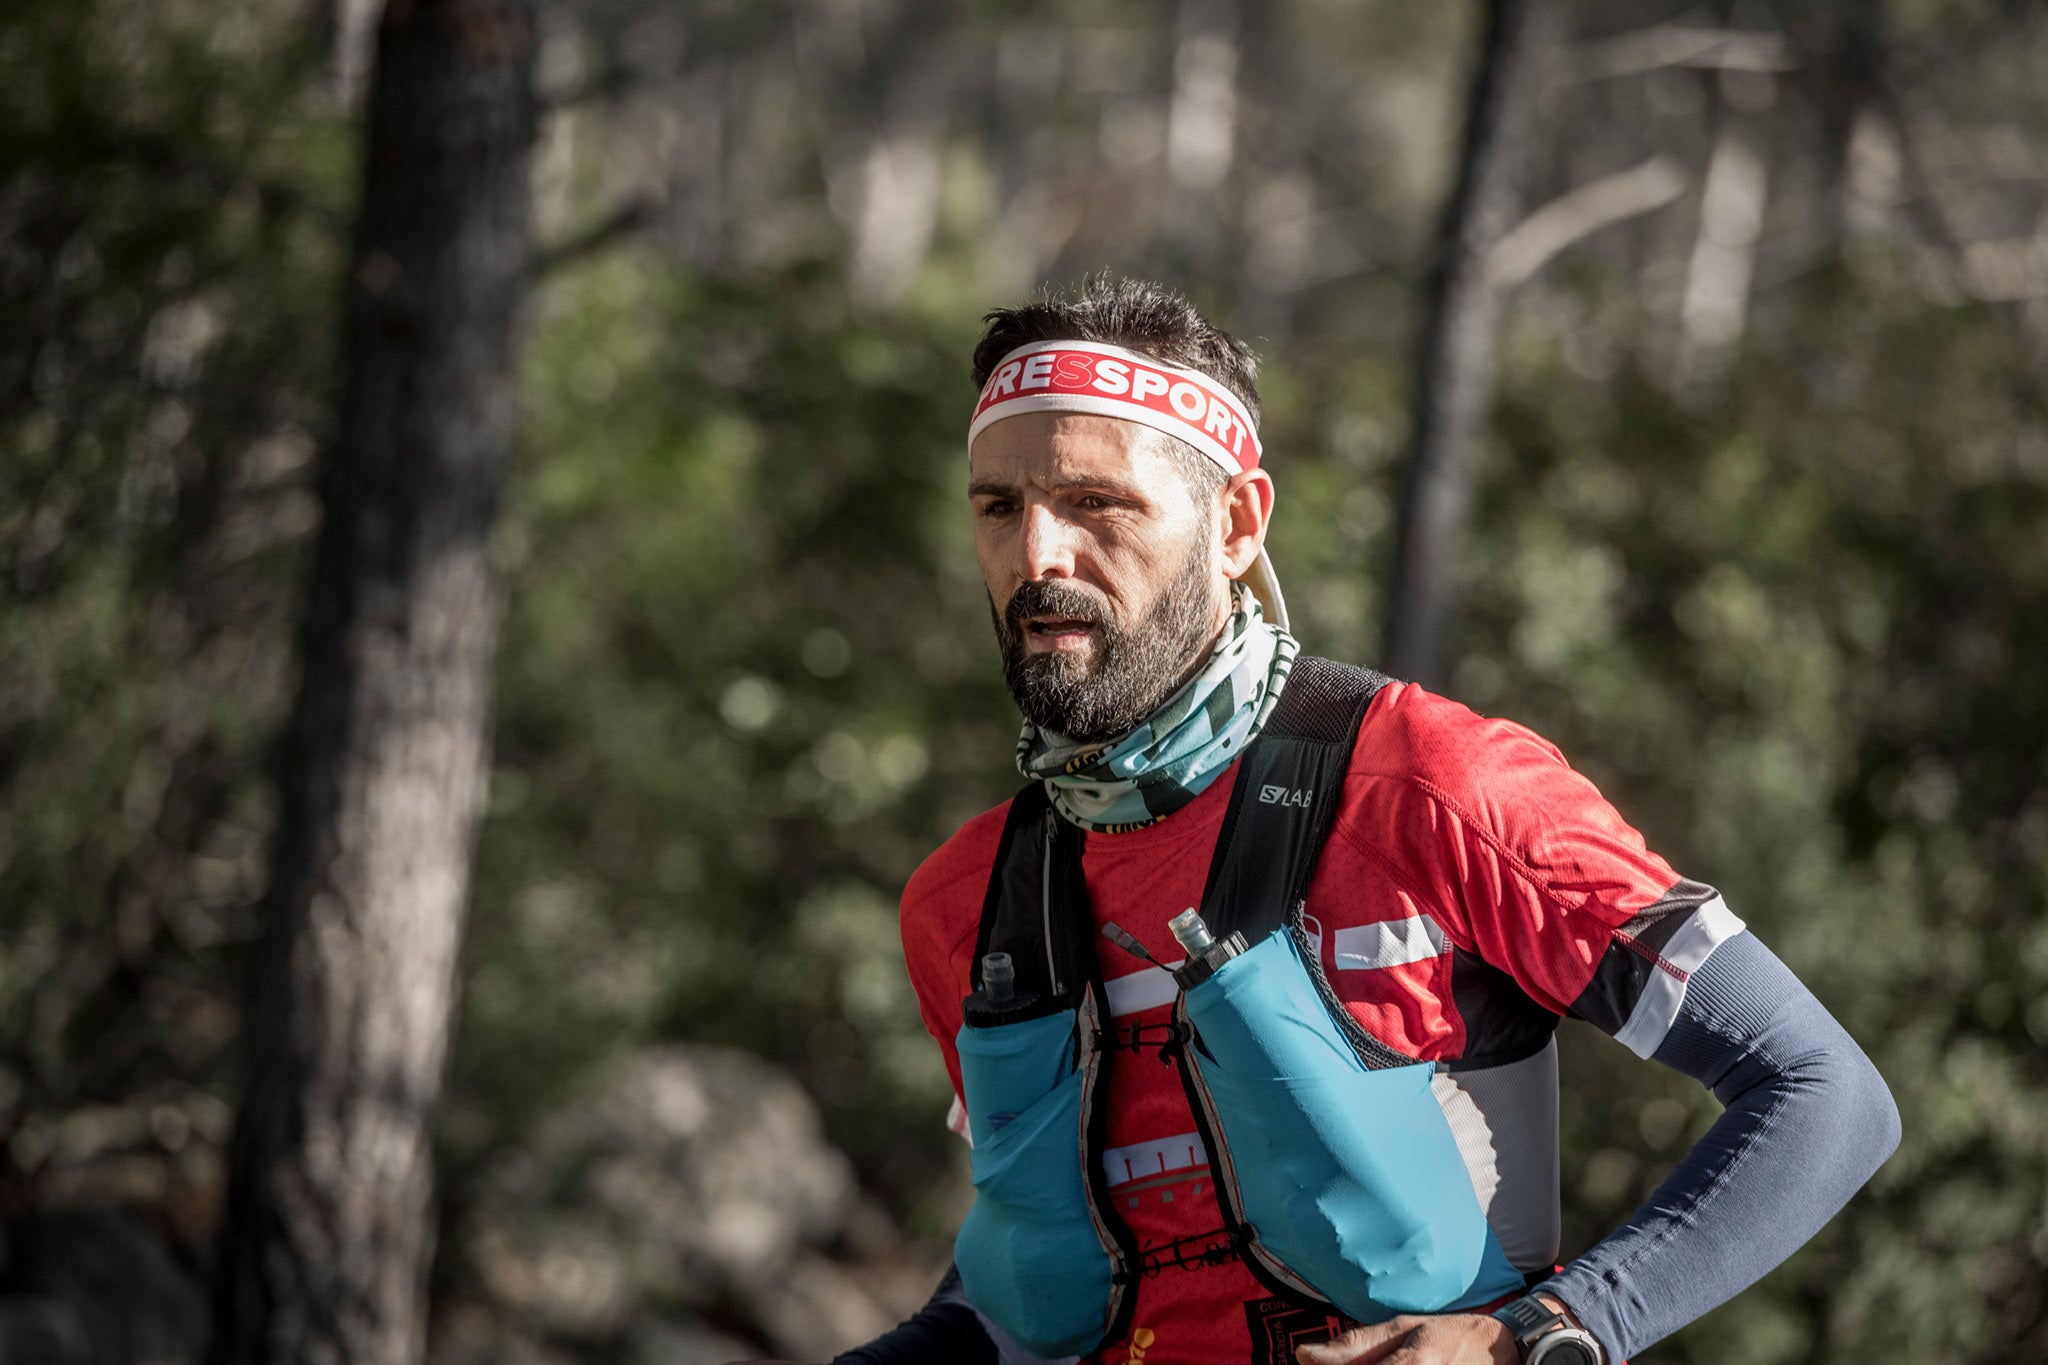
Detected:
[
  {"left": 624, "top": 1316, "right": 760, "bottom": 1365},
  {"left": 458, "top": 1044, "right": 905, "bottom": 1357},
  {"left": 752, "top": 1251, "right": 912, "bottom": 1362},
  {"left": 429, "top": 1300, "right": 584, "bottom": 1365}
]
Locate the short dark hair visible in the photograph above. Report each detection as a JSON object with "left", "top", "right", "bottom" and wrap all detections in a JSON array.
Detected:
[
  {"left": 971, "top": 276, "right": 1263, "bottom": 429},
  {"left": 972, "top": 277, "right": 1258, "bottom": 505}
]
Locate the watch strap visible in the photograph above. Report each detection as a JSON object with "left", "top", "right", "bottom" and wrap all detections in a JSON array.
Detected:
[
  {"left": 1493, "top": 1295, "right": 1566, "bottom": 1343},
  {"left": 1492, "top": 1295, "right": 1604, "bottom": 1365}
]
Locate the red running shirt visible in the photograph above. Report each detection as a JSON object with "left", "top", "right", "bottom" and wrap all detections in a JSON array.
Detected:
[{"left": 899, "top": 682, "right": 1733, "bottom": 1365}]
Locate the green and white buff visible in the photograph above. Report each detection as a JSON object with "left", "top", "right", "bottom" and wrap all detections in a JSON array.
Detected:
[{"left": 1016, "top": 585, "right": 1300, "bottom": 833}]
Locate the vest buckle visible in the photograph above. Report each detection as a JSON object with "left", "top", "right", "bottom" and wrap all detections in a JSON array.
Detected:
[{"left": 1091, "top": 1020, "right": 1191, "bottom": 1062}]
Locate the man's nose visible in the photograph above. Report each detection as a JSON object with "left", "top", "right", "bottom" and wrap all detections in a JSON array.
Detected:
[{"left": 1017, "top": 502, "right": 1079, "bottom": 581}]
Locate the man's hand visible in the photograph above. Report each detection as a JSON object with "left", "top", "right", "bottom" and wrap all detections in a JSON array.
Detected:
[{"left": 1294, "top": 1312, "right": 1518, "bottom": 1365}]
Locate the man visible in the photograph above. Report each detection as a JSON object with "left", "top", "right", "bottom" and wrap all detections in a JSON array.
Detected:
[{"left": 831, "top": 278, "right": 1898, "bottom": 1365}]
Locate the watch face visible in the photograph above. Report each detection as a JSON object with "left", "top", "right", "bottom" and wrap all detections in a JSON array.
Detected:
[{"left": 1531, "top": 1334, "right": 1601, "bottom": 1365}]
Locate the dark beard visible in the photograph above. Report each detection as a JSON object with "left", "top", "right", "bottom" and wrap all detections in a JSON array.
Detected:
[{"left": 992, "top": 536, "right": 1220, "bottom": 744}]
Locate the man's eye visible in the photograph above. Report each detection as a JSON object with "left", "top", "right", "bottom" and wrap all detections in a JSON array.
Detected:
[
  {"left": 1078, "top": 494, "right": 1116, "bottom": 510},
  {"left": 978, "top": 500, "right": 1016, "bottom": 517}
]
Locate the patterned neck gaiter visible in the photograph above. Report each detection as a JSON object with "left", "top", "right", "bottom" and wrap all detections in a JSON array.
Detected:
[{"left": 1016, "top": 585, "right": 1300, "bottom": 833}]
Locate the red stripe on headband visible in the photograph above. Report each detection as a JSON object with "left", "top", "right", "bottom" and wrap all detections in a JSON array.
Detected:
[{"left": 968, "top": 341, "right": 1262, "bottom": 475}]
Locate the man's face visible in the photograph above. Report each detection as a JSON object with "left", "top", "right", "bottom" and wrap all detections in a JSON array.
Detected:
[{"left": 969, "top": 413, "right": 1232, "bottom": 742}]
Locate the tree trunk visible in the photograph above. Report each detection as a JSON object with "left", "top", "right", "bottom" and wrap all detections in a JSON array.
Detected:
[
  {"left": 1809, "top": 0, "right": 1889, "bottom": 250},
  {"left": 1381, "top": 0, "right": 1549, "bottom": 688},
  {"left": 207, "top": 0, "right": 536, "bottom": 1362}
]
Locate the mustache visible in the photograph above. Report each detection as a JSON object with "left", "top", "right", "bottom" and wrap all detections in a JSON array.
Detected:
[{"left": 1002, "top": 580, "right": 1112, "bottom": 635}]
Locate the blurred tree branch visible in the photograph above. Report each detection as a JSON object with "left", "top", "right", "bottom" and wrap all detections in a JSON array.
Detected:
[
  {"left": 1490, "top": 155, "right": 1688, "bottom": 290},
  {"left": 1577, "top": 23, "right": 1797, "bottom": 80},
  {"left": 534, "top": 196, "right": 660, "bottom": 275}
]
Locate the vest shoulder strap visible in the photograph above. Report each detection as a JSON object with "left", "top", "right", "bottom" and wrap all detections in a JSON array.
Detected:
[
  {"left": 970, "top": 778, "right": 1091, "bottom": 1009},
  {"left": 1196, "top": 655, "right": 1389, "bottom": 944}
]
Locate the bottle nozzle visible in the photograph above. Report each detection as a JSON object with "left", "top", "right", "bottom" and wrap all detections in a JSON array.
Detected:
[
  {"left": 981, "top": 951, "right": 1016, "bottom": 1005},
  {"left": 1168, "top": 909, "right": 1215, "bottom": 956},
  {"left": 1166, "top": 909, "right": 1245, "bottom": 990}
]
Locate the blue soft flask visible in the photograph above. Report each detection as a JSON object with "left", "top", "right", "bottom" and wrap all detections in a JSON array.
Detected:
[
  {"left": 953, "top": 973, "right": 1118, "bottom": 1357},
  {"left": 1178, "top": 924, "right": 1524, "bottom": 1321}
]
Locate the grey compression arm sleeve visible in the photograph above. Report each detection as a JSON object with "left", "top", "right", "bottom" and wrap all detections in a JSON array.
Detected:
[{"left": 1537, "top": 931, "right": 1901, "bottom": 1359}]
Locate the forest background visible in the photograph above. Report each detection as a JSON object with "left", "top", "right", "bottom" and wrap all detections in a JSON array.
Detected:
[{"left": 3, "top": 0, "right": 2047, "bottom": 1362}]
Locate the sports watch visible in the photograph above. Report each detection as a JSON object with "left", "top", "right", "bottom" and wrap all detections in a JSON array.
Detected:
[{"left": 1491, "top": 1295, "right": 1606, "bottom": 1365}]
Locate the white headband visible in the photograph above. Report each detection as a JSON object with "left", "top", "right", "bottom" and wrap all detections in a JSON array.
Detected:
[{"left": 968, "top": 340, "right": 1263, "bottom": 476}]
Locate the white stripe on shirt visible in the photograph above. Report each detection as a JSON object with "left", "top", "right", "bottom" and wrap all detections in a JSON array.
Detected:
[
  {"left": 1332, "top": 914, "right": 1448, "bottom": 970},
  {"left": 1103, "top": 964, "right": 1183, "bottom": 1018},
  {"left": 1613, "top": 896, "right": 1747, "bottom": 1058}
]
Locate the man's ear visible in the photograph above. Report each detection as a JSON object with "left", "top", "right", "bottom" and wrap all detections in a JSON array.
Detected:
[{"left": 1219, "top": 469, "right": 1273, "bottom": 578}]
